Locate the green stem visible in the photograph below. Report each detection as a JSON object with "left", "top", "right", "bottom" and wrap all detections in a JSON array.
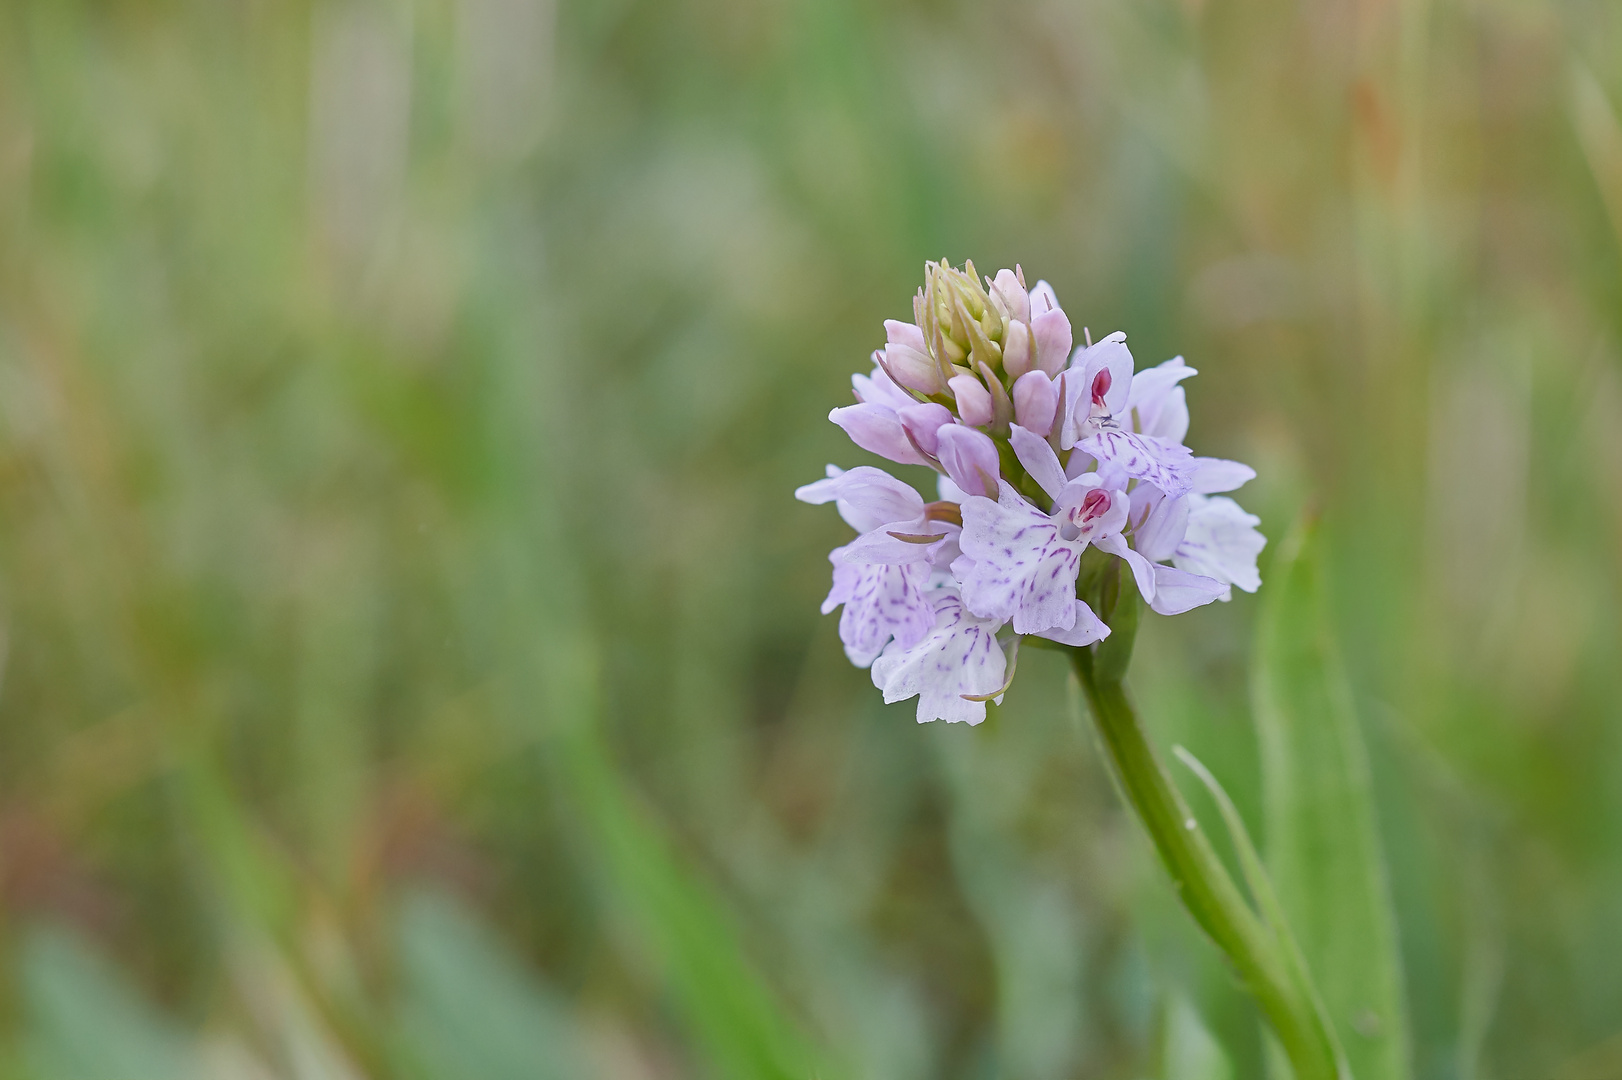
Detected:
[{"left": 1070, "top": 647, "right": 1340, "bottom": 1080}]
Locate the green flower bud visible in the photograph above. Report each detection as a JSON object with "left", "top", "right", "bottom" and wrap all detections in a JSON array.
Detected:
[{"left": 922, "top": 259, "right": 1012, "bottom": 386}]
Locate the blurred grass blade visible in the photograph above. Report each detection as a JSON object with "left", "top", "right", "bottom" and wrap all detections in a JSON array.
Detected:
[
  {"left": 173, "top": 756, "right": 389, "bottom": 1077},
  {"left": 1253, "top": 518, "right": 1411, "bottom": 1080},
  {"left": 546, "top": 639, "right": 838, "bottom": 1080},
  {"left": 1570, "top": 62, "right": 1622, "bottom": 254},
  {"left": 393, "top": 887, "right": 589, "bottom": 1080},
  {"left": 20, "top": 924, "right": 197, "bottom": 1080},
  {"left": 1159, "top": 992, "right": 1235, "bottom": 1080},
  {"left": 564, "top": 725, "right": 836, "bottom": 1080}
]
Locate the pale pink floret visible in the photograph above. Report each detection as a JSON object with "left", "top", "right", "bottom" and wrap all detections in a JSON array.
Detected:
[
  {"left": 1127, "top": 356, "right": 1196, "bottom": 444},
  {"left": 1172, "top": 494, "right": 1266, "bottom": 594},
  {"left": 1095, "top": 534, "right": 1229, "bottom": 615},
  {"left": 832, "top": 364, "right": 937, "bottom": 468},
  {"left": 990, "top": 268, "right": 1031, "bottom": 325},
  {"left": 1036, "top": 604, "right": 1110, "bottom": 647},
  {"left": 829, "top": 402, "right": 933, "bottom": 467},
  {"left": 949, "top": 374, "right": 994, "bottom": 427},
  {"left": 955, "top": 425, "right": 1126, "bottom": 637},
  {"left": 1056, "top": 335, "right": 1197, "bottom": 497},
  {"left": 1190, "top": 457, "right": 1256, "bottom": 494},
  {"left": 870, "top": 590, "right": 1008, "bottom": 725},
  {"left": 1002, "top": 320, "right": 1035, "bottom": 379},
  {"left": 1060, "top": 333, "right": 1133, "bottom": 448},
  {"left": 1028, "top": 281, "right": 1073, "bottom": 377},
  {"left": 1081, "top": 428, "right": 1197, "bottom": 498},
  {"left": 957, "top": 481, "right": 1121, "bottom": 635},
  {"left": 1127, "top": 357, "right": 1257, "bottom": 496},
  {"left": 898, "top": 403, "right": 953, "bottom": 455},
  {"left": 794, "top": 466, "right": 947, "bottom": 564},
  {"left": 991, "top": 271, "right": 1076, "bottom": 381},
  {"left": 822, "top": 547, "right": 936, "bottom": 667}
]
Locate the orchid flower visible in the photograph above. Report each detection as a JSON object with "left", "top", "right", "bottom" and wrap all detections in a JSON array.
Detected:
[
  {"left": 955, "top": 425, "right": 1122, "bottom": 638},
  {"left": 797, "top": 258, "right": 1265, "bottom": 724}
]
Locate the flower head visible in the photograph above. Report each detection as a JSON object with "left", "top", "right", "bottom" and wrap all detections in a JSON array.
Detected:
[{"left": 799, "top": 260, "right": 1265, "bottom": 725}]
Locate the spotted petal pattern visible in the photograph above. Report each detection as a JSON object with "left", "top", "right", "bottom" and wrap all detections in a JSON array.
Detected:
[
  {"left": 1174, "top": 494, "right": 1265, "bottom": 593},
  {"left": 1080, "top": 429, "right": 1196, "bottom": 498},
  {"left": 957, "top": 481, "right": 1085, "bottom": 635},
  {"left": 870, "top": 590, "right": 1008, "bottom": 725},
  {"left": 823, "top": 550, "right": 935, "bottom": 667}
]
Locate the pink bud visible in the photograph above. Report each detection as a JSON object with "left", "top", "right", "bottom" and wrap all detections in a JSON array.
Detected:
[
  {"left": 1031, "top": 305, "right": 1073, "bottom": 377},
  {"left": 1028, "top": 280, "right": 1061, "bottom": 316},
  {"left": 948, "top": 374, "right": 994, "bottom": 427},
  {"left": 1011, "top": 371, "right": 1059, "bottom": 436},
  {"left": 990, "top": 268, "right": 1029, "bottom": 324},
  {"left": 935, "top": 425, "right": 1001, "bottom": 499},
  {"left": 883, "top": 320, "right": 946, "bottom": 394},
  {"left": 1002, "top": 319, "right": 1033, "bottom": 379},
  {"left": 897, "top": 402, "right": 953, "bottom": 456},
  {"left": 829, "top": 404, "right": 930, "bottom": 467},
  {"left": 885, "top": 318, "right": 927, "bottom": 353}
]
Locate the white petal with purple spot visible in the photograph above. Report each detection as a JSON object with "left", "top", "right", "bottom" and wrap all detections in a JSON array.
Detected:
[
  {"left": 1173, "top": 494, "right": 1265, "bottom": 593},
  {"left": 1080, "top": 429, "right": 1196, "bottom": 498},
  {"left": 957, "top": 481, "right": 1084, "bottom": 635},
  {"left": 823, "top": 550, "right": 935, "bottom": 667},
  {"left": 870, "top": 590, "right": 1008, "bottom": 725}
]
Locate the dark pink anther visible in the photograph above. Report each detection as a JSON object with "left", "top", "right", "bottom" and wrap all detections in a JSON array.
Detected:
[{"left": 1091, "top": 369, "right": 1112, "bottom": 407}]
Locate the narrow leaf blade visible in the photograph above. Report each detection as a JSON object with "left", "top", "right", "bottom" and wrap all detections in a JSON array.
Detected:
[{"left": 1253, "top": 517, "right": 1412, "bottom": 1080}]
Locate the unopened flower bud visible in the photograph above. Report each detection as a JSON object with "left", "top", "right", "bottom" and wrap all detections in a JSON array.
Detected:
[
  {"left": 1002, "top": 319, "right": 1034, "bottom": 379},
  {"left": 883, "top": 319, "right": 947, "bottom": 394},
  {"left": 935, "top": 425, "right": 1001, "bottom": 498},
  {"left": 829, "top": 404, "right": 931, "bottom": 467},
  {"left": 990, "top": 268, "right": 1029, "bottom": 324},
  {"left": 1012, "top": 370, "right": 1059, "bottom": 436},
  {"left": 949, "top": 374, "right": 994, "bottom": 427},
  {"left": 1030, "top": 284, "right": 1073, "bottom": 377},
  {"left": 1029, "top": 280, "right": 1060, "bottom": 317},
  {"left": 897, "top": 402, "right": 953, "bottom": 456},
  {"left": 924, "top": 260, "right": 1005, "bottom": 378}
]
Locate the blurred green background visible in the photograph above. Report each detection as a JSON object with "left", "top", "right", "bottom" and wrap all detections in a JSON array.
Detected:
[{"left": 1, "top": 0, "right": 1621, "bottom": 1076}]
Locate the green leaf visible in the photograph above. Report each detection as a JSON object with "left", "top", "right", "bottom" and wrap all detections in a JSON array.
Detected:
[
  {"left": 392, "top": 887, "right": 589, "bottom": 1080},
  {"left": 1159, "top": 992, "right": 1235, "bottom": 1080},
  {"left": 564, "top": 726, "right": 836, "bottom": 1080},
  {"left": 20, "top": 924, "right": 197, "bottom": 1080},
  {"left": 543, "top": 634, "right": 837, "bottom": 1080},
  {"left": 1253, "top": 517, "right": 1412, "bottom": 1080}
]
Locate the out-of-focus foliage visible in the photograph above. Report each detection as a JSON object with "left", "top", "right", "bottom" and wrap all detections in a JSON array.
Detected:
[
  {"left": 0, "top": 0, "right": 1619, "bottom": 1077},
  {"left": 1254, "top": 521, "right": 1409, "bottom": 1080}
]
